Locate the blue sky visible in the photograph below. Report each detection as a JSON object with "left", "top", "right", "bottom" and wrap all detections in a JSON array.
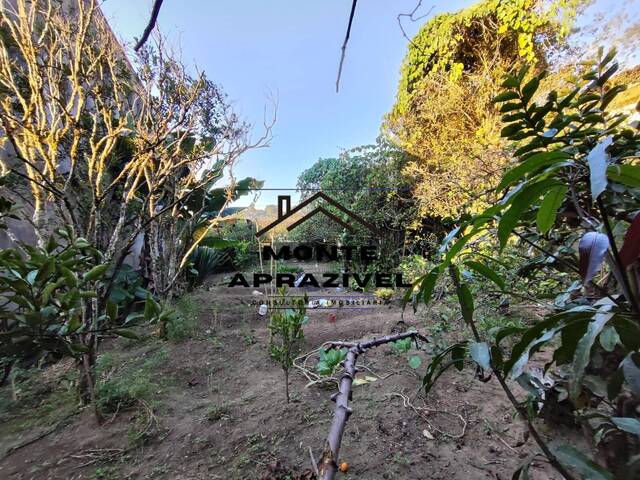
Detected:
[
  {"left": 101, "top": 0, "right": 639, "bottom": 208},
  {"left": 101, "top": 0, "right": 474, "bottom": 207}
]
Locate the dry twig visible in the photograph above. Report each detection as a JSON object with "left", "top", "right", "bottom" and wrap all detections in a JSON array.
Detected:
[
  {"left": 134, "top": 0, "right": 165, "bottom": 51},
  {"left": 397, "top": 0, "right": 435, "bottom": 52},
  {"left": 335, "top": 0, "right": 358, "bottom": 93},
  {"left": 388, "top": 392, "right": 467, "bottom": 439}
]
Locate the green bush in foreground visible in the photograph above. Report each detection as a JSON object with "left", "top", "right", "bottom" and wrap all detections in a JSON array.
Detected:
[{"left": 412, "top": 50, "right": 640, "bottom": 479}]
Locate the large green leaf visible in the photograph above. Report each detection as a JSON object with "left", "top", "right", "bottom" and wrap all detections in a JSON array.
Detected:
[
  {"left": 456, "top": 283, "right": 474, "bottom": 324},
  {"left": 611, "top": 316, "right": 640, "bottom": 351},
  {"left": 423, "top": 342, "right": 468, "bottom": 395},
  {"left": 611, "top": 417, "right": 640, "bottom": 437},
  {"left": 601, "top": 85, "right": 627, "bottom": 110},
  {"left": 498, "top": 179, "right": 561, "bottom": 248},
  {"left": 493, "top": 90, "right": 520, "bottom": 103},
  {"left": 599, "top": 326, "right": 620, "bottom": 352},
  {"left": 607, "top": 164, "right": 640, "bottom": 188},
  {"left": 60, "top": 266, "right": 78, "bottom": 287},
  {"left": 505, "top": 309, "right": 595, "bottom": 378},
  {"left": 549, "top": 443, "right": 614, "bottom": 480},
  {"left": 442, "top": 231, "right": 478, "bottom": 265},
  {"left": 82, "top": 264, "right": 109, "bottom": 283},
  {"left": 536, "top": 185, "right": 568, "bottom": 234},
  {"left": 521, "top": 76, "right": 540, "bottom": 105},
  {"left": 464, "top": 260, "right": 505, "bottom": 291},
  {"left": 143, "top": 294, "right": 160, "bottom": 321},
  {"left": 569, "top": 311, "right": 614, "bottom": 400},
  {"left": 420, "top": 268, "right": 441, "bottom": 306},
  {"left": 497, "top": 151, "right": 571, "bottom": 192},
  {"left": 112, "top": 328, "right": 140, "bottom": 340},
  {"left": 450, "top": 266, "right": 474, "bottom": 324},
  {"left": 106, "top": 301, "right": 118, "bottom": 321}
]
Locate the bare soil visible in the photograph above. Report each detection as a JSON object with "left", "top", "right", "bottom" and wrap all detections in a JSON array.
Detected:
[{"left": 0, "top": 276, "right": 582, "bottom": 479}]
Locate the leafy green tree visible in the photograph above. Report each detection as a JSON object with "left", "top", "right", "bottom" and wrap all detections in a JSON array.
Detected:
[
  {"left": 413, "top": 50, "right": 640, "bottom": 479},
  {"left": 0, "top": 228, "right": 111, "bottom": 414},
  {"left": 0, "top": 225, "right": 172, "bottom": 417},
  {"left": 268, "top": 289, "right": 308, "bottom": 403},
  {"left": 294, "top": 138, "right": 417, "bottom": 266},
  {"left": 0, "top": 0, "right": 268, "bottom": 302}
]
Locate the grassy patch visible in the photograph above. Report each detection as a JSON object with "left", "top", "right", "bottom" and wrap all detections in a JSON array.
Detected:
[
  {"left": 276, "top": 263, "right": 303, "bottom": 274},
  {"left": 0, "top": 364, "right": 77, "bottom": 436},
  {"left": 205, "top": 402, "right": 230, "bottom": 422},
  {"left": 166, "top": 295, "right": 200, "bottom": 341},
  {"left": 90, "top": 466, "right": 120, "bottom": 480},
  {"left": 96, "top": 347, "right": 168, "bottom": 414}
]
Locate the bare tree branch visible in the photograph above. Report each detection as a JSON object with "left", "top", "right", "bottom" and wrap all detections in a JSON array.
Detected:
[
  {"left": 397, "top": 1, "right": 435, "bottom": 54},
  {"left": 316, "top": 330, "right": 429, "bottom": 479},
  {"left": 335, "top": 0, "right": 358, "bottom": 93},
  {"left": 134, "top": 0, "right": 164, "bottom": 51}
]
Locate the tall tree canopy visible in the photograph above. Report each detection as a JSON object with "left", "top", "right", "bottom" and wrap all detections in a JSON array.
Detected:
[
  {"left": 384, "top": 0, "right": 582, "bottom": 219},
  {"left": 294, "top": 138, "right": 417, "bottom": 263}
]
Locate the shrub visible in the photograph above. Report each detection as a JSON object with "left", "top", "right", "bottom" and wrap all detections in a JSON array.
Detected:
[
  {"left": 165, "top": 296, "right": 199, "bottom": 341},
  {"left": 95, "top": 349, "right": 166, "bottom": 414},
  {"left": 187, "top": 246, "right": 231, "bottom": 287},
  {"left": 268, "top": 288, "right": 308, "bottom": 403},
  {"left": 374, "top": 288, "right": 395, "bottom": 302},
  {"left": 276, "top": 263, "right": 303, "bottom": 274},
  {"left": 415, "top": 50, "right": 640, "bottom": 478}
]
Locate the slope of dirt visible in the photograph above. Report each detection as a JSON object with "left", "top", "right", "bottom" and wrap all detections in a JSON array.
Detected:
[{"left": 0, "top": 280, "right": 583, "bottom": 479}]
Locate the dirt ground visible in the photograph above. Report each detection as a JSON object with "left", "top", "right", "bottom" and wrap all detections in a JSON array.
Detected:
[{"left": 0, "top": 273, "right": 582, "bottom": 479}]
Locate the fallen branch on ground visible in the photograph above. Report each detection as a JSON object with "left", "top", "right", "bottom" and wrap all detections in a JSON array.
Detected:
[
  {"left": 294, "top": 343, "right": 396, "bottom": 389},
  {"left": 315, "top": 330, "right": 429, "bottom": 479}
]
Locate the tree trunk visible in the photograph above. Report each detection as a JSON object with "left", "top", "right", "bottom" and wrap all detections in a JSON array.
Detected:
[
  {"left": 77, "top": 349, "right": 103, "bottom": 423},
  {"left": 1, "top": 360, "right": 13, "bottom": 388},
  {"left": 284, "top": 369, "right": 290, "bottom": 404},
  {"left": 149, "top": 221, "right": 164, "bottom": 294},
  {"left": 78, "top": 298, "right": 103, "bottom": 423},
  {"left": 164, "top": 219, "right": 178, "bottom": 298}
]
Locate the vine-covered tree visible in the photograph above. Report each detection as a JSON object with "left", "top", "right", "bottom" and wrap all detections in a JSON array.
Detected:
[{"left": 384, "top": 0, "right": 583, "bottom": 219}]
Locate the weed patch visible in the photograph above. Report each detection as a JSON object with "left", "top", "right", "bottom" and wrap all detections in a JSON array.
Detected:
[
  {"left": 96, "top": 348, "right": 168, "bottom": 414},
  {"left": 166, "top": 295, "right": 200, "bottom": 341}
]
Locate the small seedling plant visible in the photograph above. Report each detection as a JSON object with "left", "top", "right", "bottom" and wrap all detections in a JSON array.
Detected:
[
  {"left": 391, "top": 337, "right": 423, "bottom": 370},
  {"left": 316, "top": 348, "right": 348, "bottom": 376},
  {"left": 268, "top": 288, "right": 308, "bottom": 403}
]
